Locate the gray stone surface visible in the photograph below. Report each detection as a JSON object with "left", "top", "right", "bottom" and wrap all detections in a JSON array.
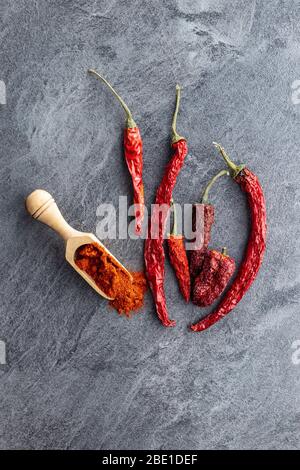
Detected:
[{"left": 0, "top": 0, "right": 300, "bottom": 450}]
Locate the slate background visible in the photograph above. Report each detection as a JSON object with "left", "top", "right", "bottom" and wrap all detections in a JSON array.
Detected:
[{"left": 0, "top": 0, "right": 300, "bottom": 450}]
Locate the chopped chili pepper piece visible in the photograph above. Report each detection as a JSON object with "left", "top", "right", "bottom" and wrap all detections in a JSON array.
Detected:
[
  {"left": 192, "top": 247, "right": 235, "bottom": 307},
  {"left": 191, "top": 144, "right": 267, "bottom": 332},
  {"left": 88, "top": 70, "right": 144, "bottom": 235},
  {"left": 167, "top": 199, "right": 191, "bottom": 302},
  {"left": 144, "top": 85, "right": 188, "bottom": 327},
  {"left": 190, "top": 169, "right": 229, "bottom": 278}
]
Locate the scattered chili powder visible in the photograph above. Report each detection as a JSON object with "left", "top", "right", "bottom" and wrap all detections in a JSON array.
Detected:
[{"left": 75, "top": 243, "right": 147, "bottom": 317}]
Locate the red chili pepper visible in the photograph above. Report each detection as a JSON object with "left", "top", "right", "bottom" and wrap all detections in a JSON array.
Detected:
[
  {"left": 191, "top": 143, "right": 267, "bottom": 332},
  {"left": 190, "top": 169, "right": 229, "bottom": 278},
  {"left": 192, "top": 248, "right": 235, "bottom": 307},
  {"left": 88, "top": 70, "right": 144, "bottom": 235},
  {"left": 144, "top": 86, "right": 188, "bottom": 327},
  {"left": 167, "top": 199, "right": 191, "bottom": 302}
]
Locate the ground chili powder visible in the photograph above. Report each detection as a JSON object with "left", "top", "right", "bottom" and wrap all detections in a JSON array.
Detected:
[{"left": 75, "top": 243, "right": 147, "bottom": 316}]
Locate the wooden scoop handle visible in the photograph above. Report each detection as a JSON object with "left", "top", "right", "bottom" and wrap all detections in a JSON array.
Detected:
[{"left": 25, "top": 189, "right": 82, "bottom": 241}]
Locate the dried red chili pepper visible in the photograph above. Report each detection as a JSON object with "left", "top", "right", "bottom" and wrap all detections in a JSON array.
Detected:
[
  {"left": 88, "top": 69, "right": 144, "bottom": 235},
  {"left": 144, "top": 85, "right": 188, "bottom": 327},
  {"left": 167, "top": 199, "right": 190, "bottom": 302},
  {"left": 190, "top": 169, "right": 229, "bottom": 278},
  {"left": 191, "top": 143, "right": 267, "bottom": 332},
  {"left": 192, "top": 247, "right": 235, "bottom": 307}
]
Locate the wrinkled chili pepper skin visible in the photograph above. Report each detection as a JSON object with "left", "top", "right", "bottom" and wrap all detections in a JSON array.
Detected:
[
  {"left": 124, "top": 127, "right": 144, "bottom": 235},
  {"left": 191, "top": 168, "right": 267, "bottom": 331},
  {"left": 167, "top": 235, "right": 191, "bottom": 302},
  {"left": 145, "top": 139, "right": 188, "bottom": 327},
  {"left": 192, "top": 250, "right": 235, "bottom": 307},
  {"left": 190, "top": 204, "right": 215, "bottom": 278},
  {"left": 155, "top": 140, "right": 189, "bottom": 222},
  {"left": 144, "top": 234, "right": 174, "bottom": 327}
]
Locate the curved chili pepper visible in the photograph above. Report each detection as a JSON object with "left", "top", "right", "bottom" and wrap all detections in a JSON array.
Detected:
[
  {"left": 190, "top": 169, "right": 229, "bottom": 278},
  {"left": 144, "top": 86, "right": 188, "bottom": 327},
  {"left": 167, "top": 199, "right": 191, "bottom": 302},
  {"left": 192, "top": 247, "right": 235, "bottom": 307},
  {"left": 88, "top": 69, "right": 144, "bottom": 235},
  {"left": 191, "top": 143, "right": 267, "bottom": 332}
]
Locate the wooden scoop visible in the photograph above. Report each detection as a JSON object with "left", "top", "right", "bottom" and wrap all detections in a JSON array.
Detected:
[{"left": 25, "top": 189, "right": 132, "bottom": 300}]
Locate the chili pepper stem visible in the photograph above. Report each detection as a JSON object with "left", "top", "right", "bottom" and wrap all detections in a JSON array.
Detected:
[
  {"left": 88, "top": 69, "right": 136, "bottom": 128},
  {"left": 213, "top": 143, "right": 245, "bottom": 179},
  {"left": 201, "top": 169, "right": 229, "bottom": 204},
  {"left": 222, "top": 247, "right": 227, "bottom": 256},
  {"left": 171, "top": 85, "right": 184, "bottom": 143}
]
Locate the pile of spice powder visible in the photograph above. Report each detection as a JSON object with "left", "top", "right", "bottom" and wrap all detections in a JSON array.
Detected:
[{"left": 75, "top": 243, "right": 147, "bottom": 316}]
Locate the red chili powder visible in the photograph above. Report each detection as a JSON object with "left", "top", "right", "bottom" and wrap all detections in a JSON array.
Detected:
[{"left": 75, "top": 243, "right": 147, "bottom": 316}]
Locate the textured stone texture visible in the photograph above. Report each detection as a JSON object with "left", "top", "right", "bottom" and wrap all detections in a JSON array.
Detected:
[{"left": 1, "top": 0, "right": 300, "bottom": 450}]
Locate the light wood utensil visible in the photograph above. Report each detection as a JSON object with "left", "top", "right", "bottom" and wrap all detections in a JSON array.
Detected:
[{"left": 25, "top": 189, "right": 132, "bottom": 300}]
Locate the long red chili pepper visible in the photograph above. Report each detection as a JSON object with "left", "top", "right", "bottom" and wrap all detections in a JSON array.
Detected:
[
  {"left": 144, "top": 86, "right": 188, "bottom": 327},
  {"left": 88, "top": 69, "right": 144, "bottom": 235},
  {"left": 190, "top": 169, "right": 229, "bottom": 278},
  {"left": 192, "top": 247, "right": 235, "bottom": 307},
  {"left": 191, "top": 143, "right": 267, "bottom": 332},
  {"left": 167, "top": 199, "right": 191, "bottom": 302}
]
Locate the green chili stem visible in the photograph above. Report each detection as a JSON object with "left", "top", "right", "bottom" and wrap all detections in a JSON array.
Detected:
[
  {"left": 213, "top": 142, "right": 245, "bottom": 178},
  {"left": 171, "top": 85, "right": 184, "bottom": 143},
  {"left": 88, "top": 69, "right": 136, "bottom": 128},
  {"left": 170, "top": 198, "right": 177, "bottom": 235},
  {"left": 201, "top": 169, "right": 229, "bottom": 204}
]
